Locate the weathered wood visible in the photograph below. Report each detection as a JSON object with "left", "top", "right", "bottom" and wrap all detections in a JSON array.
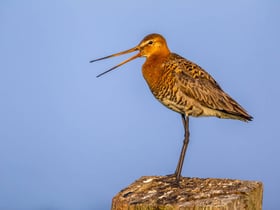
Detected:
[{"left": 111, "top": 176, "right": 263, "bottom": 210}]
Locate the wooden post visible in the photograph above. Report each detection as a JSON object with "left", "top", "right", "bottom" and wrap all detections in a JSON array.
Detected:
[{"left": 111, "top": 176, "right": 263, "bottom": 210}]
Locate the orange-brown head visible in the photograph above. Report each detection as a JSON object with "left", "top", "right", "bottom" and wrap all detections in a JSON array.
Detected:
[
  {"left": 90, "top": 33, "right": 170, "bottom": 77},
  {"left": 138, "top": 33, "right": 170, "bottom": 58}
]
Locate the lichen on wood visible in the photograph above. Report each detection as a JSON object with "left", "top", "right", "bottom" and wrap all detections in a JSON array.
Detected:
[{"left": 111, "top": 176, "right": 263, "bottom": 210}]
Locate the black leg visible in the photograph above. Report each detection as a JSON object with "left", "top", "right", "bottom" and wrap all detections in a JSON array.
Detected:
[{"left": 174, "top": 114, "right": 190, "bottom": 182}]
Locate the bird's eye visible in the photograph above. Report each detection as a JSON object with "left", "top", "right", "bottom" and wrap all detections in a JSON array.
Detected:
[{"left": 148, "top": 40, "right": 153, "bottom": 45}]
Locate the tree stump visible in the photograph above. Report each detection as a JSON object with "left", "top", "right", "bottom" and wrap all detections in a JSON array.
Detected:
[{"left": 111, "top": 176, "right": 263, "bottom": 210}]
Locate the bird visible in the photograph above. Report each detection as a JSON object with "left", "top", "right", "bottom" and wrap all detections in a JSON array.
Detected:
[{"left": 90, "top": 33, "right": 253, "bottom": 183}]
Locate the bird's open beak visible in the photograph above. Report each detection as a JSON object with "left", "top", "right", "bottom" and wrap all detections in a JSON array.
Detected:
[{"left": 90, "top": 46, "right": 140, "bottom": 78}]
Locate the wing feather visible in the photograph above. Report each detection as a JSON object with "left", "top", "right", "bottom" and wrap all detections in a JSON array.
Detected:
[{"left": 166, "top": 53, "right": 251, "bottom": 120}]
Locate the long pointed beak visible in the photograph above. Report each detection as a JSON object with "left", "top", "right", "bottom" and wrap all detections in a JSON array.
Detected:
[{"left": 90, "top": 46, "right": 140, "bottom": 78}]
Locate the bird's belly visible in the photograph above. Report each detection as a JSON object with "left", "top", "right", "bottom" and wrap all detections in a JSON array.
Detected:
[
  {"left": 157, "top": 96, "right": 226, "bottom": 119},
  {"left": 152, "top": 88, "right": 204, "bottom": 117},
  {"left": 158, "top": 97, "right": 187, "bottom": 114}
]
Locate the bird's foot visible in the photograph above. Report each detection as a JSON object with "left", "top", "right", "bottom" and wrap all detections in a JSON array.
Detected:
[{"left": 165, "top": 173, "right": 181, "bottom": 187}]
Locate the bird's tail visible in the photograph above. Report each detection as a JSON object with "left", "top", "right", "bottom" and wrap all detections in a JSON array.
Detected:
[{"left": 219, "top": 94, "right": 253, "bottom": 122}]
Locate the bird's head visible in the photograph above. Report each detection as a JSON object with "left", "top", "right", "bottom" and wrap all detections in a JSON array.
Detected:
[
  {"left": 138, "top": 33, "right": 170, "bottom": 58},
  {"left": 90, "top": 33, "right": 170, "bottom": 77}
]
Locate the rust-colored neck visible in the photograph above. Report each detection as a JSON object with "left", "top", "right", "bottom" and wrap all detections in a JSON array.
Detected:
[{"left": 142, "top": 53, "right": 170, "bottom": 92}]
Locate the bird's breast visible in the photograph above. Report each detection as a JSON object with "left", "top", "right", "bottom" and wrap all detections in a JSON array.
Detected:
[
  {"left": 142, "top": 56, "right": 168, "bottom": 92},
  {"left": 142, "top": 57, "right": 184, "bottom": 112}
]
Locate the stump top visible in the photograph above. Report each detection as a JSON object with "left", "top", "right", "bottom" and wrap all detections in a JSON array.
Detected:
[{"left": 112, "top": 176, "right": 263, "bottom": 210}]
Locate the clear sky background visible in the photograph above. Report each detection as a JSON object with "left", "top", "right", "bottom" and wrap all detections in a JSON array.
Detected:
[{"left": 0, "top": 1, "right": 279, "bottom": 210}]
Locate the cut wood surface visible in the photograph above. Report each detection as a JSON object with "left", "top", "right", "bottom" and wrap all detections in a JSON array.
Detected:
[{"left": 112, "top": 176, "right": 263, "bottom": 210}]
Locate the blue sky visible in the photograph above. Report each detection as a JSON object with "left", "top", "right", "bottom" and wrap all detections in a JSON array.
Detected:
[{"left": 0, "top": 1, "right": 279, "bottom": 209}]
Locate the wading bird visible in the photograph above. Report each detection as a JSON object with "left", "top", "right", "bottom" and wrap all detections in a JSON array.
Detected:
[{"left": 90, "top": 33, "right": 252, "bottom": 182}]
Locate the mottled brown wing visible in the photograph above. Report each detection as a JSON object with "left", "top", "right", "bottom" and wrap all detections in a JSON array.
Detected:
[{"left": 168, "top": 54, "right": 250, "bottom": 118}]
